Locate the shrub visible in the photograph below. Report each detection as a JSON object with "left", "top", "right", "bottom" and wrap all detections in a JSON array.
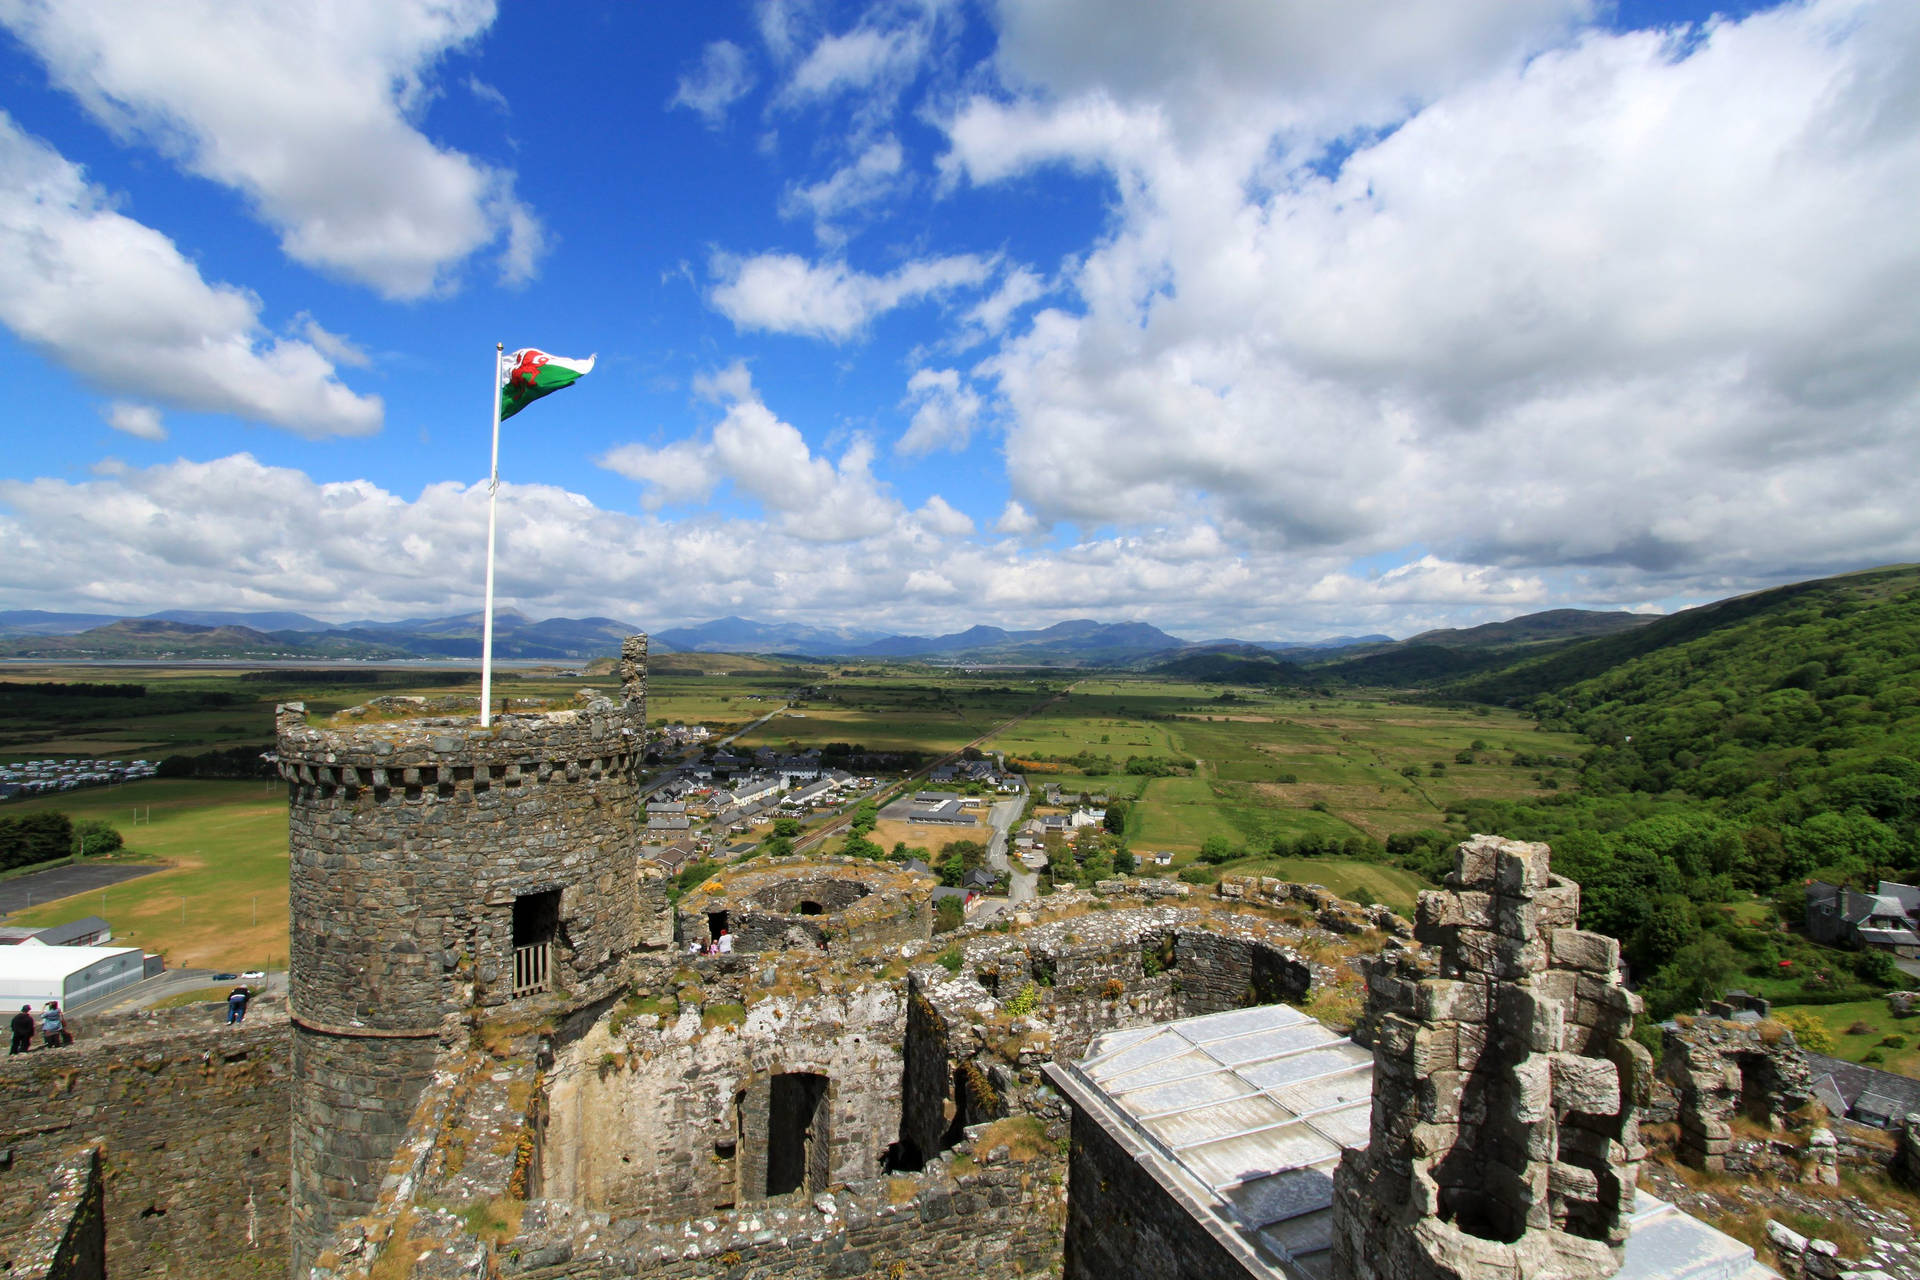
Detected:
[
  {"left": 1879, "top": 1034, "right": 1907, "bottom": 1049},
  {"left": 1847, "top": 1020, "right": 1876, "bottom": 1036},
  {"left": 937, "top": 946, "right": 964, "bottom": 975},
  {"left": 1004, "top": 981, "right": 1039, "bottom": 1017}
]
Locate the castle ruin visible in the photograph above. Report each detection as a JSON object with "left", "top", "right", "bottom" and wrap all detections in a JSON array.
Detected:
[{"left": 0, "top": 637, "right": 1801, "bottom": 1280}]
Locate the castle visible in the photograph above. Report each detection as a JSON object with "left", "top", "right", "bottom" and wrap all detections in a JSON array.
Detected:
[{"left": 0, "top": 636, "right": 1806, "bottom": 1279}]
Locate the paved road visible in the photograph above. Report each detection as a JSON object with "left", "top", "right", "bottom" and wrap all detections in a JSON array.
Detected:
[
  {"left": 0, "top": 862, "right": 165, "bottom": 916},
  {"left": 983, "top": 797, "right": 1037, "bottom": 904}
]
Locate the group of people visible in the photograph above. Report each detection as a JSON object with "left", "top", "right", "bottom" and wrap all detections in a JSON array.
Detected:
[
  {"left": 9, "top": 1001, "right": 69, "bottom": 1053},
  {"left": 688, "top": 930, "right": 734, "bottom": 956}
]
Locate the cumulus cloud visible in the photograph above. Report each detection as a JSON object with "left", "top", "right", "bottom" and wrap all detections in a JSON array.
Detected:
[
  {"left": 0, "top": 114, "right": 381, "bottom": 437},
  {"left": 598, "top": 365, "right": 903, "bottom": 541},
  {"left": 0, "top": 0, "right": 542, "bottom": 299},
  {"left": 102, "top": 402, "right": 164, "bottom": 441},
  {"left": 914, "top": 494, "right": 975, "bottom": 536},
  {"left": 952, "top": 0, "right": 1920, "bottom": 593},
  {"left": 672, "top": 40, "right": 755, "bottom": 126},
  {"left": 710, "top": 251, "right": 993, "bottom": 341},
  {"left": 897, "top": 368, "right": 983, "bottom": 455},
  {"left": 0, "top": 451, "right": 1583, "bottom": 637},
  {"left": 994, "top": 500, "right": 1042, "bottom": 537}
]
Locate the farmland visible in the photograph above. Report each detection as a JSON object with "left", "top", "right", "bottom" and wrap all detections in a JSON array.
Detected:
[
  {"left": 984, "top": 679, "right": 1585, "bottom": 853},
  {"left": 0, "top": 661, "right": 1589, "bottom": 963}
]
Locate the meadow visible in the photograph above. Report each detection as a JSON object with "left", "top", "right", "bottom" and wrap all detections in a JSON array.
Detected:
[{"left": 986, "top": 679, "right": 1585, "bottom": 852}]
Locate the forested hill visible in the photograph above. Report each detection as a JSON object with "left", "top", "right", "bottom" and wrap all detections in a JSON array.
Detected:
[{"left": 1423, "top": 563, "right": 1920, "bottom": 1019}]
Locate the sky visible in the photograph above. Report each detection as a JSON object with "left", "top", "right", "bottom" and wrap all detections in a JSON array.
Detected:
[{"left": 1, "top": 0, "right": 1917, "bottom": 643}]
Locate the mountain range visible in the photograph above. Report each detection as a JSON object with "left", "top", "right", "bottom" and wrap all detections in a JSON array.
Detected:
[{"left": 0, "top": 603, "right": 1649, "bottom": 665}]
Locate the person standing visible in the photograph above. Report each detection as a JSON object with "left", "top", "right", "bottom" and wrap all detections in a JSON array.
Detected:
[
  {"left": 9, "top": 1005, "right": 33, "bottom": 1054},
  {"left": 40, "top": 1001, "right": 68, "bottom": 1048},
  {"left": 227, "top": 986, "right": 250, "bottom": 1024}
]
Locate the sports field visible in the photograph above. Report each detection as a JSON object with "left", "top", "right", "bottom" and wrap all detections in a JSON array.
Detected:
[{"left": 2, "top": 779, "right": 288, "bottom": 971}]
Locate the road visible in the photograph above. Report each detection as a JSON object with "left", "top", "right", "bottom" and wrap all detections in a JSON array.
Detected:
[{"left": 984, "top": 796, "right": 1036, "bottom": 904}]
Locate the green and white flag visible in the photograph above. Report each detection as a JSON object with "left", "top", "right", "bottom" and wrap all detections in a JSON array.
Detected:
[{"left": 499, "top": 348, "right": 595, "bottom": 421}]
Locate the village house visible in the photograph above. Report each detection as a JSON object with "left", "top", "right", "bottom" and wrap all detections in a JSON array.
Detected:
[{"left": 1805, "top": 879, "right": 1920, "bottom": 955}]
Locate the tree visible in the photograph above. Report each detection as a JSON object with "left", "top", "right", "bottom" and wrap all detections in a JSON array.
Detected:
[
  {"left": 773, "top": 817, "right": 802, "bottom": 838},
  {"left": 1114, "top": 846, "right": 1137, "bottom": 874},
  {"left": 1103, "top": 800, "right": 1130, "bottom": 836},
  {"left": 1197, "top": 835, "right": 1237, "bottom": 865},
  {"left": 934, "top": 895, "right": 965, "bottom": 933}
]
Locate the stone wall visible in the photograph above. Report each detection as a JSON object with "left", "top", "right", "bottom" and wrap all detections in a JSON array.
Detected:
[
  {"left": 677, "top": 861, "right": 935, "bottom": 956},
  {"left": 539, "top": 979, "right": 907, "bottom": 1221},
  {"left": 505, "top": 1164, "right": 1064, "bottom": 1279},
  {"left": 0, "top": 1020, "right": 289, "bottom": 1279},
  {"left": 289, "top": 1026, "right": 446, "bottom": 1272},
  {"left": 1661, "top": 1015, "right": 1815, "bottom": 1170},
  {"left": 1059, "top": 1096, "right": 1260, "bottom": 1280},
  {"left": 0, "top": 1146, "right": 105, "bottom": 1280}
]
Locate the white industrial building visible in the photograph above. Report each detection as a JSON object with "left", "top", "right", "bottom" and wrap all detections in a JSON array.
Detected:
[{"left": 0, "top": 945, "right": 146, "bottom": 1009}]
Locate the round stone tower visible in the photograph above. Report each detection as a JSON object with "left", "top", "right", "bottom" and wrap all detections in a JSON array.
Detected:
[{"left": 278, "top": 636, "right": 648, "bottom": 1275}]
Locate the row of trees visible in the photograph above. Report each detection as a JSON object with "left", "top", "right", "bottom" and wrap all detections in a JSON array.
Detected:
[{"left": 0, "top": 811, "right": 123, "bottom": 873}]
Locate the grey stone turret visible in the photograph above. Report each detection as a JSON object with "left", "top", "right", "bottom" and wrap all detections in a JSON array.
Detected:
[
  {"left": 1332, "top": 835, "right": 1649, "bottom": 1280},
  {"left": 279, "top": 635, "right": 649, "bottom": 1275}
]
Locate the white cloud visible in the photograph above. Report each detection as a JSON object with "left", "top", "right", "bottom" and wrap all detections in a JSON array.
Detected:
[
  {"left": 0, "top": 0, "right": 541, "bottom": 299},
  {"left": 599, "top": 366, "right": 903, "bottom": 541},
  {"left": 672, "top": 40, "right": 755, "bottom": 126},
  {"left": 897, "top": 368, "right": 982, "bottom": 455},
  {"left": 914, "top": 494, "right": 975, "bottom": 536},
  {"left": 783, "top": 137, "right": 905, "bottom": 235},
  {"left": 994, "top": 500, "right": 1042, "bottom": 537},
  {"left": 0, "top": 451, "right": 1511, "bottom": 637},
  {"left": 102, "top": 401, "right": 164, "bottom": 441},
  {"left": 710, "top": 251, "right": 994, "bottom": 341},
  {"left": 295, "top": 316, "right": 372, "bottom": 370},
  {"left": 783, "top": 24, "right": 923, "bottom": 102},
  {"left": 963, "top": 266, "right": 1047, "bottom": 336},
  {"left": 954, "top": 0, "right": 1920, "bottom": 591},
  {"left": 0, "top": 114, "right": 381, "bottom": 437}
]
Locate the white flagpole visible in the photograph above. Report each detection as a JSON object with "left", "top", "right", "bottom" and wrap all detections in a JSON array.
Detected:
[{"left": 479, "top": 343, "right": 504, "bottom": 728}]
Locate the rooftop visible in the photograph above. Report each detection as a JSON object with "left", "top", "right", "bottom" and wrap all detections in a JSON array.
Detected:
[{"left": 1049, "top": 1002, "right": 1777, "bottom": 1280}]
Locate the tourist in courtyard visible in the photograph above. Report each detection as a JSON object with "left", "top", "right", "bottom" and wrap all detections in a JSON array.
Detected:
[{"left": 9, "top": 1005, "right": 32, "bottom": 1054}]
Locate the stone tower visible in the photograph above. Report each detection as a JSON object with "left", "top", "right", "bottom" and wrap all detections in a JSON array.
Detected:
[
  {"left": 278, "top": 636, "right": 648, "bottom": 1275},
  {"left": 1332, "top": 835, "right": 1649, "bottom": 1280}
]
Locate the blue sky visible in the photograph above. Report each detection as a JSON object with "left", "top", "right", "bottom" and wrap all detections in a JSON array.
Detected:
[{"left": 1, "top": 0, "right": 1915, "bottom": 642}]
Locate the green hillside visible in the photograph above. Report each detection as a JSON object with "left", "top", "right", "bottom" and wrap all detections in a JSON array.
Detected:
[{"left": 1421, "top": 564, "right": 1920, "bottom": 1018}]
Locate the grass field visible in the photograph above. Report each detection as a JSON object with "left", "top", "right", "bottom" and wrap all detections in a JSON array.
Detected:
[
  {"left": 2, "top": 779, "right": 288, "bottom": 971},
  {"left": 731, "top": 673, "right": 1059, "bottom": 756},
  {"left": 985, "top": 681, "right": 1584, "bottom": 856},
  {"left": 1771, "top": 998, "right": 1920, "bottom": 1078}
]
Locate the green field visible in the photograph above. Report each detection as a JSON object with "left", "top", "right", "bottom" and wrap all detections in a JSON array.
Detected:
[
  {"left": 988, "top": 680, "right": 1584, "bottom": 854},
  {"left": 3, "top": 779, "right": 289, "bottom": 971},
  {"left": 1771, "top": 999, "right": 1920, "bottom": 1078},
  {"left": 730, "top": 671, "right": 1060, "bottom": 756}
]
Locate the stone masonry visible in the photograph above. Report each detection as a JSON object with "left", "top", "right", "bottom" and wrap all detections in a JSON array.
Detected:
[
  {"left": 1661, "top": 1015, "right": 1815, "bottom": 1170},
  {"left": 1332, "top": 835, "right": 1650, "bottom": 1280},
  {"left": 279, "top": 635, "right": 650, "bottom": 1276}
]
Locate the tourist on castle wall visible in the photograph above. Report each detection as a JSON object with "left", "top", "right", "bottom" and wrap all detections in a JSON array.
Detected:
[
  {"left": 40, "top": 1001, "right": 69, "bottom": 1048},
  {"left": 9, "top": 1004, "right": 33, "bottom": 1054},
  {"left": 227, "top": 986, "right": 250, "bottom": 1024}
]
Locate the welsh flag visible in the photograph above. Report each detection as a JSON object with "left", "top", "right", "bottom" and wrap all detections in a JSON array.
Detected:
[{"left": 500, "top": 348, "right": 595, "bottom": 421}]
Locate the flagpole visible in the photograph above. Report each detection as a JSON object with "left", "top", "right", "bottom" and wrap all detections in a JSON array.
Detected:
[{"left": 480, "top": 343, "right": 504, "bottom": 728}]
